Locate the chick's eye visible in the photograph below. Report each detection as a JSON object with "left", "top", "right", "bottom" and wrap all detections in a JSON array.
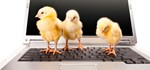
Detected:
[
  {"left": 104, "top": 26, "right": 108, "bottom": 30},
  {"left": 73, "top": 16, "right": 76, "bottom": 19},
  {"left": 41, "top": 12, "right": 44, "bottom": 14}
]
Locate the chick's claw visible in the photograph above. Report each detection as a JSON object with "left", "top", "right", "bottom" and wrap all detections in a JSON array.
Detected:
[
  {"left": 77, "top": 45, "right": 83, "bottom": 50},
  {"left": 40, "top": 48, "right": 53, "bottom": 54},
  {"left": 52, "top": 49, "right": 62, "bottom": 55},
  {"left": 103, "top": 47, "right": 112, "bottom": 53},
  {"left": 107, "top": 49, "right": 117, "bottom": 56},
  {"left": 62, "top": 46, "right": 69, "bottom": 51}
]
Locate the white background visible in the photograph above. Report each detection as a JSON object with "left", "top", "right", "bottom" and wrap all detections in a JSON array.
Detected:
[{"left": 0, "top": 0, "right": 150, "bottom": 67}]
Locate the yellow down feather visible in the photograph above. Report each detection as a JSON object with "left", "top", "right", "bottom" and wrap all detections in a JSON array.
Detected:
[
  {"left": 36, "top": 6, "right": 62, "bottom": 43},
  {"left": 96, "top": 17, "right": 122, "bottom": 45}
]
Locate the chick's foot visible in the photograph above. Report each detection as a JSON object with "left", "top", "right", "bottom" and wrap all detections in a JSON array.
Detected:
[
  {"left": 40, "top": 48, "right": 53, "bottom": 54},
  {"left": 52, "top": 49, "right": 61, "bottom": 55},
  {"left": 62, "top": 45, "right": 69, "bottom": 51},
  {"left": 107, "top": 49, "right": 117, "bottom": 56},
  {"left": 77, "top": 45, "right": 83, "bottom": 50},
  {"left": 103, "top": 47, "right": 113, "bottom": 53}
]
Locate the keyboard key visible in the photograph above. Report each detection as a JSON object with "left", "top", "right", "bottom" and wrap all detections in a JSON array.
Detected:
[
  {"left": 19, "top": 58, "right": 32, "bottom": 61},
  {"left": 124, "top": 60, "right": 134, "bottom": 64}
]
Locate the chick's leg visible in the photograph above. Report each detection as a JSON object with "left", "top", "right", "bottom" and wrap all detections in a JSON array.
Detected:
[
  {"left": 103, "top": 45, "right": 112, "bottom": 53},
  {"left": 62, "top": 39, "right": 69, "bottom": 51},
  {"left": 40, "top": 42, "right": 53, "bottom": 54},
  {"left": 107, "top": 45, "right": 117, "bottom": 56},
  {"left": 52, "top": 41, "right": 61, "bottom": 55},
  {"left": 77, "top": 38, "right": 83, "bottom": 50}
]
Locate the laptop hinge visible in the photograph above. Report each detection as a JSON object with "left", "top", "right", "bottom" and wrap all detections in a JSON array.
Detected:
[
  {"left": 119, "top": 40, "right": 130, "bottom": 45},
  {"left": 23, "top": 39, "right": 130, "bottom": 45},
  {"left": 30, "top": 39, "right": 44, "bottom": 41},
  {"left": 23, "top": 39, "right": 44, "bottom": 45},
  {"left": 23, "top": 39, "right": 30, "bottom": 45}
]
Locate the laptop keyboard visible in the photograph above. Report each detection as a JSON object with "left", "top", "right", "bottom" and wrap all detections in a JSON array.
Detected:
[{"left": 19, "top": 47, "right": 150, "bottom": 64}]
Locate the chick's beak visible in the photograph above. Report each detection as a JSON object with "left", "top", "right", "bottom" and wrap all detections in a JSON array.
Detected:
[
  {"left": 101, "top": 29, "right": 105, "bottom": 33},
  {"left": 100, "top": 28, "right": 105, "bottom": 33},
  {"left": 35, "top": 14, "right": 39, "bottom": 18}
]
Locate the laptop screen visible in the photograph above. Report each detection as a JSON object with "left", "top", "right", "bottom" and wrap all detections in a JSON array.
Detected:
[{"left": 26, "top": 0, "right": 133, "bottom": 36}]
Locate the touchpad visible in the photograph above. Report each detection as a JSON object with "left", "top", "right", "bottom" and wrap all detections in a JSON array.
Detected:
[{"left": 59, "top": 63, "right": 98, "bottom": 70}]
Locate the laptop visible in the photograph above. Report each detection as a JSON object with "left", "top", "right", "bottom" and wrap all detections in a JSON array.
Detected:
[{"left": 1, "top": 0, "right": 150, "bottom": 70}]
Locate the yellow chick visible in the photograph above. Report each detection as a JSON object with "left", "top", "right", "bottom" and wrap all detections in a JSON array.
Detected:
[
  {"left": 96, "top": 17, "right": 122, "bottom": 56},
  {"left": 61, "top": 10, "right": 83, "bottom": 51},
  {"left": 35, "top": 6, "right": 62, "bottom": 55}
]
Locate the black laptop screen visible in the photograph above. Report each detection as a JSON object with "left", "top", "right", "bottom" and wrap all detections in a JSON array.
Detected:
[{"left": 26, "top": 0, "right": 133, "bottom": 36}]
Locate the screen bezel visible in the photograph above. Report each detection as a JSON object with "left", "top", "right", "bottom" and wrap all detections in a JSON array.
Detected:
[{"left": 23, "top": 0, "right": 137, "bottom": 45}]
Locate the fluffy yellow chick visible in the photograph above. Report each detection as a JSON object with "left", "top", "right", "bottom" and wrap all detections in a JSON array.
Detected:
[
  {"left": 96, "top": 17, "right": 122, "bottom": 56},
  {"left": 61, "top": 10, "right": 83, "bottom": 51},
  {"left": 35, "top": 6, "right": 62, "bottom": 55}
]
